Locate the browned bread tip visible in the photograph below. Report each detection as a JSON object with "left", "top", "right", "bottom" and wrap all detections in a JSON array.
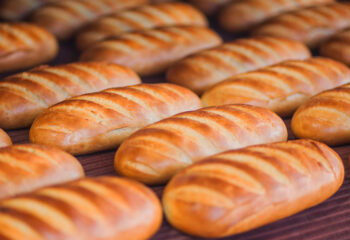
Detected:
[
  {"left": 0, "top": 22, "right": 58, "bottom": 73},
  {"left": 202, "top": 57, "right": 350, "bottom": 117},
  {"left": 163, "top": 139, "right": 344, "bottom": 238},
  {"left": 0, "top": 176, "right": 162, "bottom": 240},
  {"left": 76, "top": 2, "right": 208, "bottom": 50},
  {"left": 115, "top": 104, "right": 287, "bottom": 185},
  {"left": 166, "top": 36, "right": 311, "bottom": 94},
  {"left": 80, "top": 26, "right": 222, "bottom": 76},
  {"left": 320, "top": 29, "right": 350, "bottom": 65},
  {"left": 0, "top": 129, "right": 12, "bottom": 148},
  {"left": 188, "top": 0, "right": 232, "bottom": 15}
]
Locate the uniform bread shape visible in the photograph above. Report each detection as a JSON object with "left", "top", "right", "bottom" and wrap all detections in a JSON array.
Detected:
[
  {"left": 320, "top": 29, "right": 350, "bottom": 65},
  {"left": 0, "top": 0, "right": 52, "bottom": 21},
  {"left": 188, "top": 0, "right": 232, "bottom": 15},
  {"left": 202, "top": 57, "right": 350, "bottom": 117},
  {"left": 166, "top": 36, "right": 311, "bottom": 94},
  {"left": 0, "top": 62, "right": 141, "bottom": 130},
  {"left": 0, "top": 129, "right": 12, "bottom": 148},
  {"left": 219, "top": 0, "right": 334, "bottom": 33},
  {"left": 253, "top": 2, "right": 350, "bottom": 48},
  {"left": 76, "top": 2, "right": 208, "bottom": 51},
  {"left": 30, "top": 83, "right": 201, "bottom": 155},
  {"left": 31, "top": 0, "right": 148, "bottom": 40},
  {"left": 0, "top": 144, "right": 84, "bottom": 200},
  {"left": 80, "top": 26, "right": 222, "bottom": 76},
  {"left": 292, "top": 83, "right": 350, "bottom": 146},
  {"left": 0, "top": 23, "right": 58, "bottom": 74},
  {"left": 115, "top": 104, "right": 288, "bottom": 185},
  {"left": 163, "top": 139, "right": 344, "bottom": 238},
  {"left": 0, "top": 176, "right": 162, "bottom": 240}
]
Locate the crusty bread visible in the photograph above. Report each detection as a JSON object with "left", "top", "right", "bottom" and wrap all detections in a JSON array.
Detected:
[
  {"left": 253, "top": 2, "right": 350, "bottom": 48},
  {"left": 0, "top": 144, "right": 84, "bottom": 200},
  {"left": 76, "top": 2, "right": 208, "bottom": 50},
  {"left": 115, "top": 104, "right": 287, "bottom": 185},
  {"left": 163, "top": 139, "right": 344, "bottom": 238},
  {"left": 31, "top": 0, "right": 148, "bottom": 40},
  {"left": 188, "top": 0, "right": 232, "bottom": 15},
  {"left": 0, "top": 23, "right": 58, "bottom": 73},
  {"left": 292, "top": 83, "right": 350, "bottom": 146},
  {"left": 320, "top": 29, "right": 350, "bottom": 65},
  {"left": 219, "top": 0, "right": 334, "bottom": 33},
  {"left": 30, "top": 83, "right": 201, "bottom": 155},
  {"left": 0, "top": 176, "right": 162, "bottom": 240},
  {"left": 0, "top": 0, "right": 53, "bottom": 21},
  {"left": 0, "top": 129, "right": 11, "bottom": 148},
  {"left": 202, "top": 57, "right": 350, "bottom": 117},
  {"left": 166, "top": 36, "right": 310, "bottom": 94},
  {"left": 0, "top": 62, "right": 141, "bottom": 130},
  {"left": 80, "top": 26, "right": 222, "bottom": 76}
]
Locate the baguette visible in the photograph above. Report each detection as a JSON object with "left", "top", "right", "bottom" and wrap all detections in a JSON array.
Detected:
[
  {"left": 0, "top": 129, "right": 11, "bottom": 148},
  {"left": 0, "top": 62, "right": 141, "bottom": 130},
  {"left": 219, "top": 0, "right": 334, "bottom": 33},
  {"left": 188, "top": 0, "right": 232, "bottom": 15},
  {"left": 0, "top": 0, "right": 53, "bottom": 21},
  {"left": 31, "top": 0, "right": 148, "bottom": 40},
  {"left": 30, "top": 83, "right": 201, "bottom": 155},
  {"left": 0, "top": 144, "right": 84, "bottom": 200},
  {"left": 253, "top": 2, "right": 350, "bottom": 48},
  {"left": 115, "top": 104, "right": 287, "bottom": 185},
  {"left": 0, "top": 23, "right": 58, "bottom": 73},
  {"left": 320, "top": 29, "right": 350, "bottom": 65},
  {"left": 202, "top": 57, "right": 350, "bottom": 117},
  {"left": 80, "top": 26, "right": 222, "bottom": 76},
  {"left": 76, "top": 2, "right": 208, "bottom": 50},
  {"left": 0, "top": 176, "right": 162, "bottom": 240},
  {"left": 166, "top": 36, "right": 311, "bottom": 94},
  {"left": 163, "top": 139, "right": 344, "bottom": 238},
  {"left": 292, "top": 83, "right": 350, "bottom": 146}
]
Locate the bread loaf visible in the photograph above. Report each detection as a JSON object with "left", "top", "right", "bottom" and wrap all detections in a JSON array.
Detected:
[
  {"left": 0, "top": 129, "right": 11, "bottom": 148},
  {"left": 202, "top": 57, "right": 350, "bottom": 117},
  {"left": 320, "top": 29, "right": 350, "bottom": 65},
  {"left": 115, "top": 104, "right": 287, "bottom": 185},
  {"left": 188, "top": 0, "right": 232, "bottom": 15},
  {"left": 0, "top": 23, "right": 58, "bottom": 73},
  {"left": 30, "top": 83, "right": 201, "bottom": 155},
  {"left": 0, "top": 62, "right": 141, "bottom": 130},
  {"left": 219, "top": 0, "right": 334, "bottom": 33},
  {"left": 166, "top": 36, "right": 311, "bottom": 94},
  {"left": 0, "top": 176, "right": 162, "bottom": 240},
  {"left": 292, "top": 83, "right": 350, "bottom": 145},
  {"left": 0, "top": 0, "right": 53, "bottom": 21},
  {"left": 163, "top": 139, "right": 344, "bottom": 238},
  {"left": 0, "top": 144, "right": 84, "bottom": 200},
  {"left": 76, "top": 2, "right": 208, "bottom": 50},
  {"left": 31, "top": 0, "right": 148, "bottom": 40},
  {"left": 80, "top": 26, "right": 222, "bottom": 76},
  {"left": 253, "top": 3, "right": 350, "bottom": 48}
]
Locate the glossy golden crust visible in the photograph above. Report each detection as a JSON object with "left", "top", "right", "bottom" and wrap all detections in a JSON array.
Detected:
[
  {"left": 253, "top": 3, "right": 350, "bottom": 48},
  {"left": 320, "top": 29, "right": 350, "bottom": 65},
  {"left": 80, "top": 26, "right": 222, "bottom": 76},
  {"left": 0, "top": 176, "right": 162, "bottom": 240},
  {"left": 0, "top": 144, "right": 84, "bottom": 200},
  {"left": 202, "top": 58, "right": 350, "bottom": 117},
  {"left": 115, "top": 104, "right": 287, "bottom": 185},
  {"left": 188, "top": 0, "right": 232, "bottom": 15},
  {"left": 166, "top": 36, "right": 310, "bottom": 94},
  {"left": 31, "top": 0, "right": 148, "bottom": 40},
  {"left": 163, "top": 139, "right": 344, "bottom": 238},
  {"left": 292, "top": 83, "right": 350, "bottom": 146},
  {"left": 0, "top": 62, "right": 141, "bottom": 130},
  {"left": 30, "top": 83, "right": 201, "bottom": 155},
  {"left": 76, "top": 2, "right": 208, "bottom": 50},
  {"left": 0, "top": 129, "right": 11, "bottom": 148},
  {"left": 0, "top": 23, "right": 58, "bottom": 73},
  {"left": 0, "top": 0, "right": 51, "bottom": 21},
  {"left": 219, "top": 0, "right": 334, "bottom": 33}
]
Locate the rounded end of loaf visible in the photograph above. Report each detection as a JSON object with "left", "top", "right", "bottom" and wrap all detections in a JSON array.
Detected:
[
  {"left": 0, "top": 129, "right": 11, "bottom": 148},
  {"left": 319, "top": 33, "right": 350, "bottom": 66},
  {"left": 76, "top": 27, "right": 112, "bottom": 52}
]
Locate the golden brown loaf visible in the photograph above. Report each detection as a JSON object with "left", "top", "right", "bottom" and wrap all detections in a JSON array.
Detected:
[
  {"left": 292, "top": 83, "right": 350, "bottom": 146},
  {"left": 30, "top": 83, "right": 201, "bottom": 155},
  {"left": 253, "top": 2, "right": 350, "bottom": 48},
  {"left": 163, "top": 139, "right": 344, "bottom": 238},
  {"left": 115, "top": 104, "right": 288, "bottom": 185},
  {"left": 0, "top": 23, "right": 58, "bottom": 74},
  {"left": 166, "top": 36, "right": 311, "bottom": 94},
  {"left": 219, "top": 0, "right": 334, "bottom": 33},
  {"left": 0, "top": 62, "right": 141, "bottom": 130},
  {"left": 80, "top": 26, "right": 222, "bottom": 76},
  {"left": 0, "top": 176, "right": 162, "bottom": 240},
  {"left": 0, "top": 0, "right": 53, "bottom": 21},
  {"left": 0, "top": 144, "right": 84, "bottom": 200},
  {"left": 31, "top": 0, "right": 148, "bottom": 40},
  {"left": 0, "top": 129, "right": 11, "bottom": 148},
  {"left": 202, "top": 57, "right": 350, "bottom": 117},
  {"left": 188, "top": 0, "right": 232, "bottom": 15},
  {"left": 76, "top": 2, "right": 208, "bottom": 50},
  {"left": 320, "top": 29, "right": 350, "bottom": 65}
]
